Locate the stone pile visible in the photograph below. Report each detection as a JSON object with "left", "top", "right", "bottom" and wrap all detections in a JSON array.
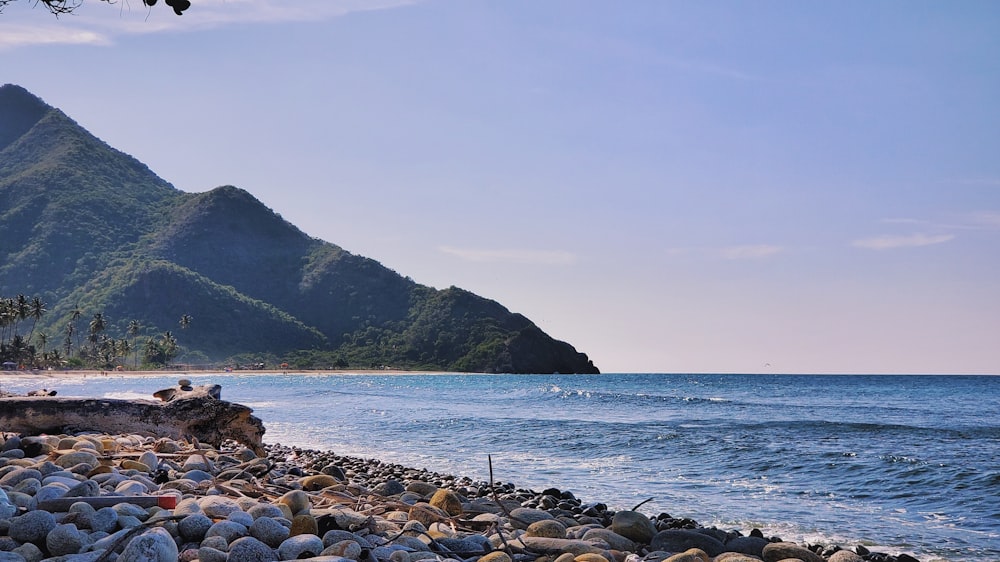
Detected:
[{"left": 0, "top": 433, "right": 922, "bottom": 562}]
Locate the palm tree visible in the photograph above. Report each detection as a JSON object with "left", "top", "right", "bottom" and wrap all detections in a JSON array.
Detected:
[
  {"left": 117, "top": 338, "right": 132, "bottom": 369},
  {"left": 179, "top": 314, "right": 193, "bottom": 330},
  {"left": 13, "top": 294, "right": 28, "bottom": 338},
  {"left": 161, "top": 331, "right": 178, "bottom": 366},
  {"left": 0, "top": 298, "right": 13, "bottom": 347},
  {"left": 26, "top": 296, "right": 45, "bottom": 343},
  {"left": 67, "top": 308, "right": 82, "bottom": 356},
  {"left": 143, "top": 337, "right": 160, "bottom": 366},
  {"left": 127, "top": 320, "right": 142, "bottom": 369},
  {"left": 36, "top": 332, "right": 49, "bottom": 356},
  {"left": 88, "top": 312, "right": 106, "bottom": 351},
  {"left": 63, "top": 323, "right": 75, "bottom": 356}
]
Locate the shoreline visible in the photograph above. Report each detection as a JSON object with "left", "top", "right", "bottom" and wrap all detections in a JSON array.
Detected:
[
  {"left": 0, "top": 429, "right": 925, "bottom": 562},
  {"left": 0, "top": 378, "right": 946, "bottom": 561}
]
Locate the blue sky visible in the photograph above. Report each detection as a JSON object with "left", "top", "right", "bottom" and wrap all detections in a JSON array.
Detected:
[{"left": 2, "top": 1, "right": 998, "bottom": 373}]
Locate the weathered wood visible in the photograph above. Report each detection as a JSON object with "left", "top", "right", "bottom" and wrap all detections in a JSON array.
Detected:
[{"left": 0, "top": 395, "right": 265, "bottom": 454}]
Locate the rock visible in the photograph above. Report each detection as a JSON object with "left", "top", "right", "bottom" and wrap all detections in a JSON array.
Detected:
[
  {"left": 201, "top": 535, "right": 230, "bottom": 551},
  {"left": 118, "top": 527, "right": 180, "bottom": 562},
  {"left": 45, "top": 523, "right": 85, "bottom": 556},
  {"left": 526, "top": 519, "right": 568, "bottom": 539},
  {"left": 714, "top": 555, "right": 766, "bottom": 562},
  {"left": 575, "top": 554, "right": 610, "bottom": 562},
  {"left": 663, "top": 549, "right": 709, "bottom": 562},
  {"left": 408, "top": 502, "right": 451, "bottom": 527},
  {"left": 479, "top": 552, "right": 513, "bottom": 562},
  {"left": 405, "top": 481, "right": 438, "bottom": 497},
  {"left": 229, "top": 536, "right": 279, "bottom": 561},
  {"left": 205, "top": 520, "right": 249, "bottom": 543},
  {"left": 138, "top": 451, "right": 159, "bottom": 470},
  {"left": 828, "top": 551, "right": 865, "bottom": 562},
  {"left": 323, "top": 539, "right": 364, "bottom": 559},
  {"left": 290, "top": 513, "right": 319, "bottom": 536},
  {"left": 114, "top": 480, "right": 149, "bottom": 495},
  {"left": 54, "top": 451, "right": 99, "bottom": 470},
  {"left": 182, "top": 454, "right": 212, "bottom": 472},
  {"left": 436, "top": 536, "right": 491, "bottom": 556},
  {"left": 228, "top": 510, "right": 255, "bottom": 527},
  {"left": 12, "top": 543, "right": 41, "bottom": 562},
  {"left": 320, "top": 464, "right": 347, "bottom": 480},
  {"left": 120, "top": 460, "right": 152, "bottom": 472},
  {"left": 650, "top": 530, "right": 726, "bottom": 558},
  {"left": 249, "top": 503, "right": 287, "bottom": 520},
  {"left": 153, "top": 382, "right": 221, "bottom": 402},
  {"left": 251, "top": 516, "right": 290, "bottom": 547},
  {"left": 200, "top": 496, "right": 243, "bottom": 519},
  {"left": 278, "top": 534, "right": 326, "bottom": 559},
  {"left": 518, "top": 536, "right": 606, "bottom": 556},
  {"left": 90, "top": 507, "right": 119, "bottom": 533},
  {"left": 197, "top": 546, "right": 229, "bottom": 562},
  {"left": 8, "top": 509, "right": 56, "bottom": 545},
  {"left": 62, "top": 479, "right": 100, "bottom": 498},
  {"left": 508, "top": 507, "right": 555, "bottom": 530},
  {"left": 582, "top": 528, "right": 636, "bottom": 552},
  {"left": 372, "top": 479, "right": 406, "bottom": 496},
  {"left": 178, "top": 513, "right": 214, "bottom": 542},
  {"left": 0, "top": 488, "right": 17, "bottom": 518},
  {"left": 761, "top": 542, "right": 825, "bottom": 562},
  {"left": 301, "top": 474, "right": 341, "bottom": 491},
  {"left": 0, "top": 468, "right": 43, "bottom": 487},
  {"left": 611, "top": 511, "right": 657, "bottom": 545},
  {"left": 322, "top": 530, "right": 373, "bottom": 549},
  {"left": 429, "top": 489, "right": 463, "bottom": 516},
  {"left": 724, "top": 536, "right": 769, "bottom": 557},
  {"left": 278, "top": 489, "right": 311, "bottom": 515}
]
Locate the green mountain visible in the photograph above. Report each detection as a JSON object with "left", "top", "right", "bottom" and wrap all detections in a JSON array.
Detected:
[{"left": 0, "top": 84, "right": 598, "bottom": 373}]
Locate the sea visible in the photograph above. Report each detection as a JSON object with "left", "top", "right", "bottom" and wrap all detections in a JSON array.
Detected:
[{"left": 1, "top": 372, "right": 997, "bottom": 562}]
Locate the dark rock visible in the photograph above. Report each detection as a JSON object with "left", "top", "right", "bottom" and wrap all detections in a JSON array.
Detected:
[
  {"left": 650, "top": 529, "right": 726, "bottom": 557},
  {"left": 724, "top": 536, "right": 769, "bottom": 557}
]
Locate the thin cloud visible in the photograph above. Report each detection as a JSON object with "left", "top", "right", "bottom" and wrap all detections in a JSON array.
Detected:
[
  {"left": 720, "top": 245, "right": 783, "bottom": 260},
  {"left": 0, "top": 26, "right": 110, "bottom": 49},
  {"left": 945, "top": 177, "right": 1000, "bottom": 188},
  {"left": 439, "top": 246, "right": 577, "bottom": 266},
  {"left": 852, "top": 233, "right": 955, "bottom": 250},
  {"left": 877, "top": 212, "right": 1000, "bottom": 232},
  {"left": 965, "top": 211, "right": 1000, "bottom": 230}
]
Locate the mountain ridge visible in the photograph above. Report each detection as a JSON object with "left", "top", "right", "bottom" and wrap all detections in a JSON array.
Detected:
[{"left": 0, "top": 84, "right": 598, "bottom": 373}]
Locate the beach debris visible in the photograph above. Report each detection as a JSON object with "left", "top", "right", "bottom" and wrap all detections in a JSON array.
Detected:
[{"left": 0, "top": 382, "right": 264, "bottom": 454}]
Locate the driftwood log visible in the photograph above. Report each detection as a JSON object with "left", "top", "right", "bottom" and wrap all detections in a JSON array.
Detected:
[{"left": 0, "top": 382, "right": 265, "bottom": 454}]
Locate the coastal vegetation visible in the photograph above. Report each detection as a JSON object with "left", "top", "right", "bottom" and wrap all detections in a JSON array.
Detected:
[
  {"left": 0, "top": 84, "right": 598, "bottom": 373},
  {"left": 0, "top": 0, "right": 191, "bottom": 17}
]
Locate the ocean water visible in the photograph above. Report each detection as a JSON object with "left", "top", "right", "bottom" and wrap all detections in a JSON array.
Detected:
[{"left": 2, "top": 372, "right": 997, "bottom": 561}]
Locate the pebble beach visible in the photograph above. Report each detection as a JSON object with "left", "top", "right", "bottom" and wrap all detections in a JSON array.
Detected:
[{"left": 0, "top": 423, "right": 924, "bottom": 562}]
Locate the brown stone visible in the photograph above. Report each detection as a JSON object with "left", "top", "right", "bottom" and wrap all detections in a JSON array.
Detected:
[
  {"left": 762, "top": 542, "right": 824, "bottom": 562},
  {"left": 290, "top": 513, "right": 318, "bottom": 537},
  {"left": 526, "top": 519, "right": 567, "bottom": 539},
  {"left": 429, "top": 489, "right": 463, "bottom": 516}
]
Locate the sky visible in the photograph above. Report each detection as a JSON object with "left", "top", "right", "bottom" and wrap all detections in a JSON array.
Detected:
[{"left": 1, "top": 0, "right": 998, "bottom": 374}]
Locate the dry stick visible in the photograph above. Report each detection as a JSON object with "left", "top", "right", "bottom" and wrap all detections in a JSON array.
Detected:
[
  {"left": 488, "top": 454, "right": 523, "bottom": 557},
  {"left": 631, "top": 497, "right": 654, "bottom": 512}
]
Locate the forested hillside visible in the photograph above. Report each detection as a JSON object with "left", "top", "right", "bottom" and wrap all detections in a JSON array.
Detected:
[{"left": 0, "top": 84, "right": 598, "bottom": 373}]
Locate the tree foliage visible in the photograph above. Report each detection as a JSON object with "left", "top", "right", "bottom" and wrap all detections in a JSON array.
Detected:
[{"left": 0, "top": 0, "right": 190, "bottom": 16}]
